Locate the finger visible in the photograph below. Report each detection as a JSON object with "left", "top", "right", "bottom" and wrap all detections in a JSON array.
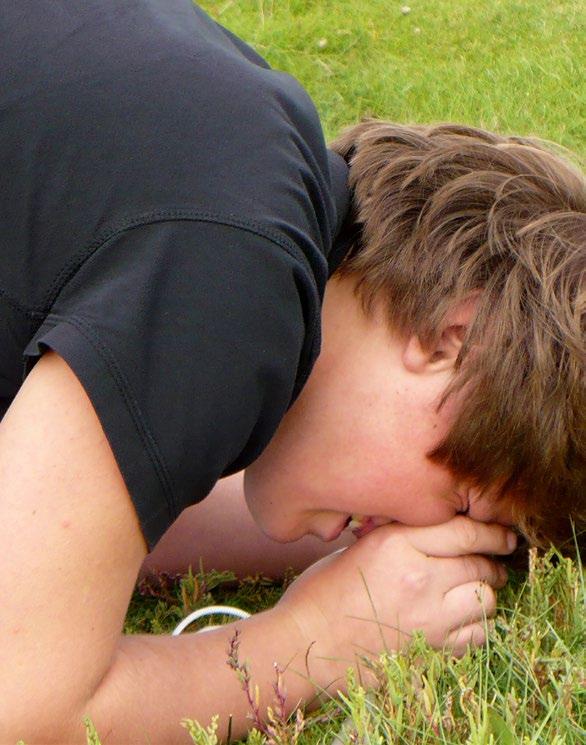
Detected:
[
  {"left": 443, "top": 581, "right": 497, "bottom": 628},
  {"left": 439, "top": 554, "right": 508, "bottom": 592},
  {"left": 444, "top": 622, "right": 490, "bottom": 657},
  {"left": 396, "top": 516, "right": 517, "bottom": 557}
]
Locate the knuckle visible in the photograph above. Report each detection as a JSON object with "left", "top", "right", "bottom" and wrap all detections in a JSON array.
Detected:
[
  {"left": 485, "top": 589, "right": 497, "bottom": 614},
  {"left": 462, "top": 555, "right": 478, "bottom": 578},
  {"left": 401, "top": 568, "right": 431, "bottom": 594},
  {"left": 478, "top": 556, "right": 499, "bottom": 583},
  {"left": 368, "top": 527, "right": 392, "bottom": 549},
  {"left": 471, "top": 625, "right": 487, "bottom": 647},
  {"left": 373, "top": 528, "right": 406, "bottom": 555},
  {"left": 491, "top": 523, "right": 509, "bottom": 550},
  {"left": 457, "top": 517, "right": 480, "bottom": 552},
  {"left": 485, "top": 558, "right": 505, "bottom": 587},
  {"left": 475, "top": 583, "right": 497, "bottom": 613}
]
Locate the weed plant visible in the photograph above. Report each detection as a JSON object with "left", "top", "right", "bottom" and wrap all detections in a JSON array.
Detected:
[{"left": 75, "top": 549, "right": 585, "bottom": 744}]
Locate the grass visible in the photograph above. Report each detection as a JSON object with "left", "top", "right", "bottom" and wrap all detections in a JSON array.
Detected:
[
  {"left": 105, "top": 549, "right": 585, "bottom": 744},
  {"left": 20, "top": 1, "right": 585, "bottom": 743},
  {"left": 199, "top": 0, "right": 585, "bottom": 153}
]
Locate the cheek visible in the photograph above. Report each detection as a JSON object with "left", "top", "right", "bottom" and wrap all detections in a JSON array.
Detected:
[
  {"left": 246, "top": 361, "right": 459, "bottom": 526},
  {"left": 243, "top": 463, "right": 298, "bottom": 541}
]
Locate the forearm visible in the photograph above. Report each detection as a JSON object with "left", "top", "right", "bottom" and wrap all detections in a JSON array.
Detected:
[{"left": 81, "top": 607, "right": 342, "bottom": 745}]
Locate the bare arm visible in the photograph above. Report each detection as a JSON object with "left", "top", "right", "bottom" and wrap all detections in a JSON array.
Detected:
[
  {"left": 140, "top": 471, "right": 353, "bottom": 581},
  {"left": 0, "top": 353, "right": 320, "bottom": 743},
  {"left": 0, "top": 352, "right": 515, "bottom": 744}
]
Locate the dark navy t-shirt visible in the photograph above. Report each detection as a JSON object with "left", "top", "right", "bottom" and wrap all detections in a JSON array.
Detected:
[{"left": 0, "top": 1, "right": 349, "bottom": 547}]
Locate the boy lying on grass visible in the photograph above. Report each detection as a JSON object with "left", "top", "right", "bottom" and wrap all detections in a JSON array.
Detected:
[{"left": 1, "top": 4, "right": 584, "bottom": 744}]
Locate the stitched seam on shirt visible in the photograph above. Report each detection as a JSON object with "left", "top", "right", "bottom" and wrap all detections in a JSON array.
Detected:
[
  {"left": 41, "top": 209, "right": 319, "bottom": 310},
  {"left": 43, "top": 313, "right": 178, "bottom": 523}
]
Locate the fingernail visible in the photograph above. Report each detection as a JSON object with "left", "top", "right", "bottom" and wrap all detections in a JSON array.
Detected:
[{"left": 507, "top": 531, "right": 517, "bottom": 551}]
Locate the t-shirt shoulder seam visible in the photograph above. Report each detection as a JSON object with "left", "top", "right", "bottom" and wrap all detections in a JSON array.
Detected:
[
  {"left": 41, "top": 209, "right": 315, "bottom": 312},
  {"left": 37, "top": 312, "right": 178, "bottom": 522}
]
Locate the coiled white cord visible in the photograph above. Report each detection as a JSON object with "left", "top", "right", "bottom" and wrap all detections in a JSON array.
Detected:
[{"left": 172, "top": 604, "right": 251, "bottom": 635}]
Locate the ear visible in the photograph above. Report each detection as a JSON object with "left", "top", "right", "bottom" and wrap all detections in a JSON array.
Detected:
[{"left": 402, "top": 294, "right": 479, "bottom": 374}]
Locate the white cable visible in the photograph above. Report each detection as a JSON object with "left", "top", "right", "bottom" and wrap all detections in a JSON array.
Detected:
[{"left": 172, "top": 604, "right": 251, "bottom": 636}]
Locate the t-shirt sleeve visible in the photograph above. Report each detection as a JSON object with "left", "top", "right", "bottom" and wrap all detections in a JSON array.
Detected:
[{"left": 23, "top": 219, "right": 320, "bottom": 548}]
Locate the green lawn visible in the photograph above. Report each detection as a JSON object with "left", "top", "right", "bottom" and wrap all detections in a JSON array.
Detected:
[
  {"left": 200, "top": 0, "right": 585, "bottom": 152},
  {"left": 121, "top": 551, "right": 585, "bottom": 744},
  {"left": 84, "top": 1, "right": 586, "bottom": 743}
]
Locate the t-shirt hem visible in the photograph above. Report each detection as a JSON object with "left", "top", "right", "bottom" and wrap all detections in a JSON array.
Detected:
[{"left": 23, "top": 316, "right": 176, "bottom": 549}]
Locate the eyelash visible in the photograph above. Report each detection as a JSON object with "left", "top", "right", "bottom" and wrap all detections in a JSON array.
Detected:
[{"left": 456, "top": 494, "right": 470, "bottom": 516}]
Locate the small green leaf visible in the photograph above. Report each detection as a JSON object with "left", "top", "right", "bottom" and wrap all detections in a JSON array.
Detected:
[
  {"left": 486, "top": 709, "right": 517, "bottom": 745},
  {"left": 83, "top": 716, "right": 103, "bottom": 745}
]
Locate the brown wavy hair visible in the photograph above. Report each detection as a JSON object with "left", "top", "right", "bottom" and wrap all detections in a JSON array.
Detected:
[{"left": 331, "top": 121, "right": 585, "bottom": 556}]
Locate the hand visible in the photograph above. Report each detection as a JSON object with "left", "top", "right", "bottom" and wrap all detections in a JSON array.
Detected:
[{"left": 276, "top": 517, "right": 516, "bottom": 690}]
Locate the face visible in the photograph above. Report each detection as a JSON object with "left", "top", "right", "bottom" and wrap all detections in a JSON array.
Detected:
[{"left": 244, "top": 276, "right": 514, "bottom": 543}]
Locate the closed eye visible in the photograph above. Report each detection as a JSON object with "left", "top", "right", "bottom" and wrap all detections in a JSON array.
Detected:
[{"left": 455, "top": 492, "right": 470, "bottom": 516}]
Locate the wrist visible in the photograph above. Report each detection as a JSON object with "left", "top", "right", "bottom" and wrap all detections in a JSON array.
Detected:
[{"left": 271, "top": 602, "right": 351, "bottom": 699}]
